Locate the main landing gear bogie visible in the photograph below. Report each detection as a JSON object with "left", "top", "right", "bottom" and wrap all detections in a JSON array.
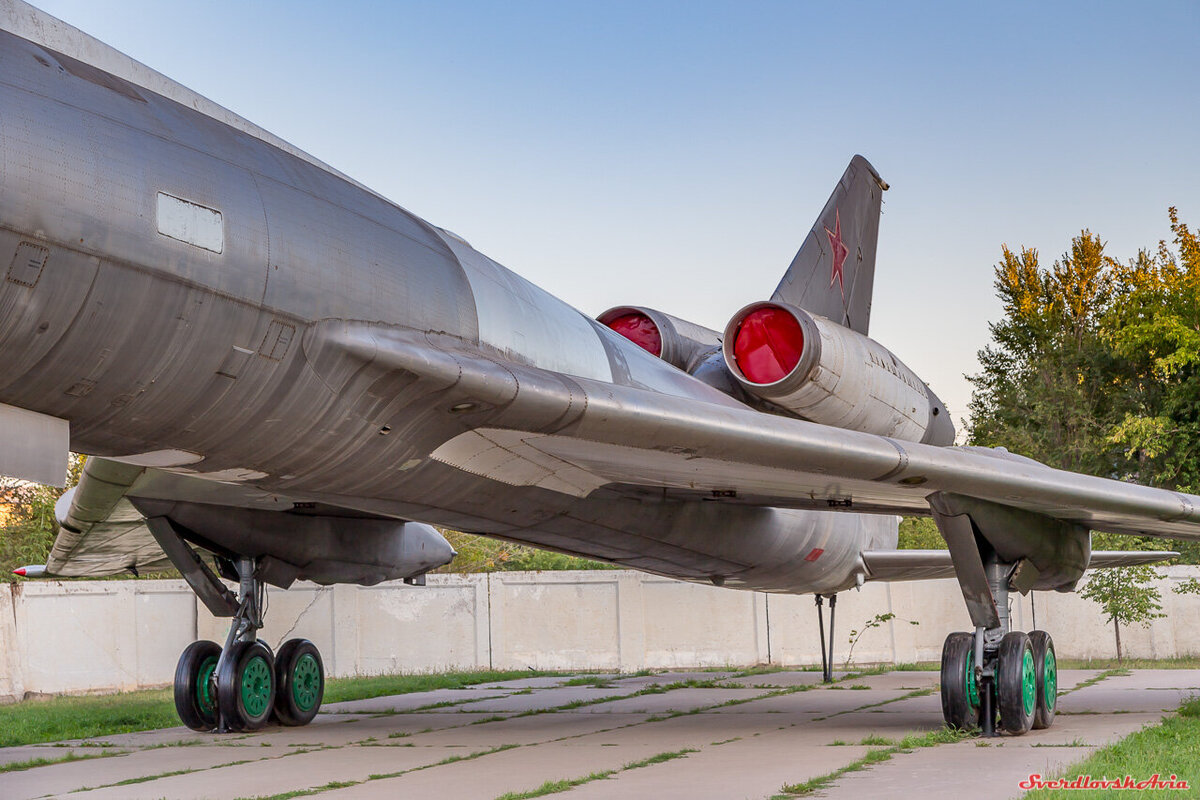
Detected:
[
  {"left": 173, "top": 636, "right": 327, "bottom": 732},
  {"left": 939, "top": 628, "right": 1057, "bottom": 736}
]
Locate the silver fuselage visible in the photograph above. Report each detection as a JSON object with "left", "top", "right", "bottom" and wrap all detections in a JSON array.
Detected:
[{"left": 0, "top": 28, "right": 895, "bottom": 594}]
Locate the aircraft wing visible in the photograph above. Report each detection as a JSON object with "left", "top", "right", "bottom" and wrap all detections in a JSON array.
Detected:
[
  {"left": 335, "top": 320, "right": 1200, "bottom": 542},
  {"left": 858, "top": 549, "right": 1178, "bottom": 583},
  {"left": 46, "top": 458, "right": 296, "bottom": 577}
]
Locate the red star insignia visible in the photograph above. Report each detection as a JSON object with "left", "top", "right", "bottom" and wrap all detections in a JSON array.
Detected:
[{"left": 825, "top": 209, "right": 849, "bottom": 297}]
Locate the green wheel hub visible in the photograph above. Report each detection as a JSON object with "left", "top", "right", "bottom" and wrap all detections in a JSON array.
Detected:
[
  {"left": 292, "top": 653, "right": 321, "bottom": 712},
  {"left": 1021, "top": 647, "right": 1036, "bottom": 717},
  {"left": 196, "top": 655, "right": 218, "bottom": 715},
  {"left": 240, "top": 655, "right": 272, "bottom": 717},
  {"left": 1044, "top": 648, "right": 1057, "bottom": 708},
  {"left": 964, "top": 650, "right": 978, "bottom": 710}
]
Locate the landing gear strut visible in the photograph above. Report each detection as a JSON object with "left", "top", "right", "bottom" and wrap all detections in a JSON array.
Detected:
[{"left": 148, "top": 517, "right": 326, "bottom": 732}]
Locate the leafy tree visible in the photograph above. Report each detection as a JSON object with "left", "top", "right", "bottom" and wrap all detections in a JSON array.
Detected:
[
  {"left": 897, "top": 516, "right": 943, "bottom": 549},
  {"left": 1, "top": 455, "right": 84, "bottom": 579},
  {"left": 434, "top": 529, "right": 619, "bottom": 573},
  {"left": 968, "top": 212, "right": 1200, "bottom": 563},
  {"left": 1079, "top": 566, "right": 1165, "bottom": 661}
]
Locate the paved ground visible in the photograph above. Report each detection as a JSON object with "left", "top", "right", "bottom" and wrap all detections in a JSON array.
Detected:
[{"left": 1, "top": 667, "right": 1195, "bottom": 800}]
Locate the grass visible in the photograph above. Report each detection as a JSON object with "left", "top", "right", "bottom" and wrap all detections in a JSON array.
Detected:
[
  {"left": 0, "top": 688, "right": 179, "bottom": 748},
  {"left": 0, "top": 669, "right": 565, "bottom": 748},
  {"left": 0, "top": 749, "right": 123, "bottom": 773},
  {"left": 1021, "top": 697, "right": 1200, "bottom": 799}
]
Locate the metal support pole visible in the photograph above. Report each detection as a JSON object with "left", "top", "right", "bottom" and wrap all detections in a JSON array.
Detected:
[
  {"left": 826, "top": 594, "right": 837, "bottom": 683},
  {"left": 815, "top": 595, "right": 828, "bottom": 684}
]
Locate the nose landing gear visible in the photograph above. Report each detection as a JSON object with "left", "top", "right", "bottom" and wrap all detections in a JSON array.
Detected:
[{"left": 147, "top": 517, "right": 326, "bottom": 732}]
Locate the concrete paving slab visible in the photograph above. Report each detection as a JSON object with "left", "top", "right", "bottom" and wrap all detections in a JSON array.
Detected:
[
  {"left": 453, "top": 686, "right": 636, "bottom": 713},
  {"left": 605, "top": 670, "right": 738, "bottom": 688},
  {"left": 321, "top": 687, "right": 511, "bottom": 713},
  {"left": 411, "top": 711, "right": 651, "bottom": 747},
  {"left": 5, "top": 744, "right": 302, "bottom": 800},
  {"left": 1058, "top": 685, "right": 1194, "bottom": 714},
  {"left": 819, "top": 739, "right": 1099, "bottom": 800},
  {"left": 715, "top": 670, "right": 833, "bottom": 688},
  {"left": 472, "top": 675, "right": 594, "bottom": 689},
  {"left": 578, "top": 687, "right": 765, "bottom": 714},
  {"left": 567, "top": 737, "right": 877, "bottom": 800},
  {"left": 313, "top": 739, "right": 757, "bottom": 800},
  {"left": 832, "top": 670, "right": 939, "bottom": 691},
  {"left": 713, "top": 686, "right": 906, "bottom": 715},
  {"left": 1055, "top": 669, "right": 1104, "bottom": 691},
  {"left": 57, "top": 742, "right": 447, "bottom": 800},
  {"left": 4, "top": 667, "right": 1195, "bottom": 800},
  {"left": 0, "top": 744, "right": 128, "bottom": 768}
]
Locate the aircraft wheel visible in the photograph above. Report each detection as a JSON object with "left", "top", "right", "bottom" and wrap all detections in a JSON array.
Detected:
[
  {"left": 174, "top": 640, "right": 221, "bottom": 731},
  {"left": 217, "top": 641, "right": 276, "bottom": 731},
  {"left": 1029, "top": 630, "right": 1057, "bottom": 729},
  {"left": 939, "top": 632, "right": 980, "bottom": 729},
  {"left": 996, "top": 632, "right": 1035, "bottom": 735},
  {"left": 274, "top": 639, "right": 325, "bottom": 726}
]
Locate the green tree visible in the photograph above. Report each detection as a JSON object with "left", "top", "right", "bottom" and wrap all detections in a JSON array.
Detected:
[
  {"left": 968, "top": 212, "right": 1200, "bottom": 562},
  {"left": 434, "top": 530, "right": 619, "bottom": 573},
  {"left": 968, "top": 233, "right": 1122, "bottom": 477},
  {"left": 897, "top": 516, "right": 943, "bottom": 549},
  {"left": 1, "top": 455, "right": 84, "bottom": 579},
  {"left": 1079, "top": 566, "right": 1165, "bottom": 661}
]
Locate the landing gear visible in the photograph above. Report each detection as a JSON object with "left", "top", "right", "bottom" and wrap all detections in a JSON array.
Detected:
[
  {"left": 149, "top": 516, "right": 326, "bottom": 732},
  {"left": 929, "top": 493, "right": 1065, "bottom": 737}
]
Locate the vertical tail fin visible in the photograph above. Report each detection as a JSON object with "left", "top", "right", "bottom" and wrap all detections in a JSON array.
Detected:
[{"left": 770, "top": 155, "right": 887, "bottom": 335}]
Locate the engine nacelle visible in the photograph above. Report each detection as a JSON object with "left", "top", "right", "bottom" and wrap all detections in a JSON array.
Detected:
[
  {"left": 598, "top": 306, "right": 720, "bottom": 372},
  {"left": 723, "top": 301, "right": 955, "bottom": 445}
]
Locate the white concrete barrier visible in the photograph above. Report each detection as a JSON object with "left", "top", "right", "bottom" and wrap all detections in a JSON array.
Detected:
[{"left": 2, "top": 566, "right": 1199, "bottom": 701}]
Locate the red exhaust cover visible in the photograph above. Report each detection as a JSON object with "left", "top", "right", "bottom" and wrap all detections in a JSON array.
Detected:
[
  {"left": 733, "top": 306, "right": 804, "bottom": 384},
  {"left": 605, "top": 312, "right": 663, "bottom": 357}
]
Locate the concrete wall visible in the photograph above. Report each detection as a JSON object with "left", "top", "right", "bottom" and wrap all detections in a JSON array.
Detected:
[{"left": 3, "top": 567, "right": 1200, "bottom": 701}]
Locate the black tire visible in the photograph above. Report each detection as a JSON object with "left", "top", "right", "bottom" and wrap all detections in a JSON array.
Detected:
[
  {"left": 1029, "top": 630, "right": 1057, "bottom": 729},
  {"left": 274, "top": 638, "right": 325, "bottom": 726},
  {"left": 174, "top": 640, "right": 222, "bottom": 731},
  {"left": 996, "top": 631, "right": 1035, "bottom": 735},
  {"left": 217, "top": 640, "right": 276, "bottom": 731},
  {"left": 940, "top": 631, "right": 980, "bottom": 730},
  {"left": 271, "top": 639, "right": 299, "bottom": 726}
]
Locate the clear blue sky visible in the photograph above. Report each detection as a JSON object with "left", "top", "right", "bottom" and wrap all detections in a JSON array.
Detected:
[{"left": 33, "top": 0, "right": 1200, "bottom": 433}]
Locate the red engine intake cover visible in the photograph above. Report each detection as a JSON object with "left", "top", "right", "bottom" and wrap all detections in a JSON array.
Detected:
[
  {"left": 605, "top": 312, "right": 663, "bottom": 357},
  {"left": 732, "top": 305, "right": 805, "bottom": 384}
]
